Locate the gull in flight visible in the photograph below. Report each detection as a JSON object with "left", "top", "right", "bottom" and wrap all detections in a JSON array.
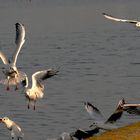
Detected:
[
  {"left": 0, "top": 117, "right": 24, "bottom": 140},
  {"left": 118, "top": 98, "right": 140, "bottom": 115},
  {"left": 102, "top": 13, "right": 140, "bottom": 27},
  {"left": 0, "top": 23, "right": 26, "bottom": 90},
  {"left": 22, "top": 68, "right": 58, "bottom": 110},
  {"left": 84, "top": 100, "right": 124, "bottom": 130}
]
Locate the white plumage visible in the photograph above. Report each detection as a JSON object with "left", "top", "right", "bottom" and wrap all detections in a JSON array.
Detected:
[
  {"left": 23, "top": 68, "right": 58, "bottom": 110},
  {"left": 102, "top": 13, "right": 140, "bottom": 27},
  {"left": 0, "top": 23, "right": 26, "bottom": 90},
  {"left": 0, "top": 117, "right": 24, "bottom": 140}
]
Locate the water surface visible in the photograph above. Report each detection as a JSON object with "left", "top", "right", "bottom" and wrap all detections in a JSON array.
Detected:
[{"left": 0, "top": 0, "right": 140, "bottom": 139}]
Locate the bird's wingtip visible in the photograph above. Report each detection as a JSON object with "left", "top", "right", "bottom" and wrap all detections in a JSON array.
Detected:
[{"left": 102, "top": 12, "right": 106, "bottom": 15}]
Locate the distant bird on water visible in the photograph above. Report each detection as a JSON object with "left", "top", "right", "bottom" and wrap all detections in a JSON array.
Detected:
[
  {"left": 84, "top": 99, "right": 124, "bottom": 130},
  {"left": 0, "top": 117, "right": 24, "bottom": 140},
  {"left": 22, "top": 68, "right": 58, "bottom": 110},
  {"left": 0, "top": 23, "right": 26, "bottom": 90},
  {"left": 102, "top": 13, "right": 140, "bottom": 27}
]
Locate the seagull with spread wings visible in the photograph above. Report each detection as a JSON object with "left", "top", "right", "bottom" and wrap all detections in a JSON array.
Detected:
[
  {"left": 84, "top": 99, "right": 124, "bottom": 130},
  {"left": 118, "top": 98, "right": 140, "bottom": 115},
  {"left": 0, "top": 23, "right": 26, "bottom": 90},
  {"left": 102, "top": 13, "right": 140, "bottom": 27},
  {"left": 0, "top": 117, "right": 24, "bottom": 140},
  {"left": 22, "top": 69, "right": 58, "bottom": 110}
]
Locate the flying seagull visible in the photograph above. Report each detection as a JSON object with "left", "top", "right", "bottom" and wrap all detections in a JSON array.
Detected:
[
  {"left": 84, "top": 99, "right": 124, "bottom": 130},
  {"left": 22, "top": 68, "right": 58, "bottom": 110},
  {"left": 0, "top": 117, "right": 24, "bottom": 140},
  {"left": 0, "top": 23, "right": 26, "bottom": 90},
  {"left": 102, "top": 13, "right": 140, "bottom": 27},
  {"left": 118, "top": 98, "right": 140, "bottom": 115}
]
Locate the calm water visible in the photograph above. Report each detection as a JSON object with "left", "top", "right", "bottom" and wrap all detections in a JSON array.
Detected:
[{"left": 0, "top": 0, "right": 140, "bottom": 139}]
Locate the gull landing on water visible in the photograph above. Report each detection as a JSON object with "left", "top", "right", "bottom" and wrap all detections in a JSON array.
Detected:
[
  {"left": 0, "top": 117, "right": 24, "bottom": 140},
  {"left": 22, "top": 68, "right": 58, "bottom": 110},
  {"left": 0, "top": 23, "right": 26, "bottom": 91},
  {"left": 102, "top": 13, "right": 140, "bottom": 27},
  {"left": 84, "top": 100, "right": 124, "bottom": 130}
]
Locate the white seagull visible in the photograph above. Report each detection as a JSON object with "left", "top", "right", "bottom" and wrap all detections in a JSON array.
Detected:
[
  {"left": 0, "top": 22, "right": 26, "bottom": 90},
  {"left": 22, "top": 68, "right": 58, "bottom": 110},
  {"left": 84, "top": 100, "right": 124, "bottom": 130},
  {"left": 0, "top": 117, "right": 24, "bottom": 140},
  {"left": 102, "top": 13, "right": 140, "bottom": 27}
]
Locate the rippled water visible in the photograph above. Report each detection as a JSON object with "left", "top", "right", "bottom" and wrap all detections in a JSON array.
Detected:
[{"left": 0, "top": 0, "right": 140, "bottom": 140}]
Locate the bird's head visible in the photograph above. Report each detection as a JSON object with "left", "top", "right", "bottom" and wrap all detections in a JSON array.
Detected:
[
  {"left": 0, "top": 117, "right": 10, "bottom": 123},
  {"left": 136, "top": 22, "right": 140, "bottom": 27},
  {"left": 0, "top": 117, "right": 13, "bottom": 128}
]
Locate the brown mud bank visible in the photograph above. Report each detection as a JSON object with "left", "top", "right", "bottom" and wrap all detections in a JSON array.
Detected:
[{"left": 87, "top": 122, "right": 140, "bottom": 140}]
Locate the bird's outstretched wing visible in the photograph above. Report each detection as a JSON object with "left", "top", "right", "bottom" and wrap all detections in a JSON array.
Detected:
[
  {"left": 123, "top": 103, "right": 140, "bottom": 115},
  {"left": 0, "top": 51, "right": 9, "bottom": 65},
  {"left": 32, "top": 69, "right": 58, "bottom": 88},
  {"left": 12, "top": 23, "right": 25, "bottom": 66},
  {"left": 84, "top": 102, "right": 105, "bottom": 123},
  {"left": 102, "top": 13, "right": 139, "bottom": 24},
  {"left": 105, "top": 98, "right": 125, "bottom": 124}
]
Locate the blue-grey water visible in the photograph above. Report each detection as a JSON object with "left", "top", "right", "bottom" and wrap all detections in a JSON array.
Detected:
[{"left": 0, "top": 0, "right": 140, "bottom": 139}]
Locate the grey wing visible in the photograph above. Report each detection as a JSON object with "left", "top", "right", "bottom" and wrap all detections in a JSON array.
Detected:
[
  {"left": 105, "top": 110, "right": 123, "bottom": 124},
  {"left": 84, "top": 102, "right": 105, "bottom": 123},
  {"left": 123, "top": 104, "right": 140, "bottom": 115},
  {"left": 105, "top": 99, "right": 125, "bottom": 124},
  {"left": 0, "top": 51, "right": 9, "bottom": 65},
  {"left": 41, "top": 69, "right": 59, "bottom": 80},
  {"left": 32, "top": 69, "right": 58, "bottom": 88},
  {"left": 12, "top": 23, "right": 25, "bottom": 66},
  {"left": 102, "top": 13, "right": 138, "bottom": 24},
  {"left": 15, "top": 23, "right": 25, "bottom": 46},
  {"left": 11, "top": 125, "right": 24, "bottom": 139}
]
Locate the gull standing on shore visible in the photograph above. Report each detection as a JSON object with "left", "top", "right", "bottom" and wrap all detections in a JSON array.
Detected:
[
  {"left": 22, "top": 69, "right": 58, "bottom": 110},
  {"left": 0, "top": 23, "right": 26, "bottom": 90}
]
